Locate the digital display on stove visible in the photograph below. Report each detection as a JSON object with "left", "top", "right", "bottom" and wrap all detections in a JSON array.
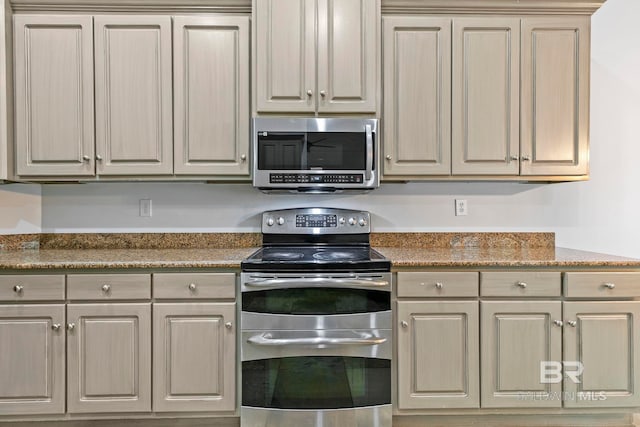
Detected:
[{"left": 295, "top": 214, "right": 338, "bottom": 228}]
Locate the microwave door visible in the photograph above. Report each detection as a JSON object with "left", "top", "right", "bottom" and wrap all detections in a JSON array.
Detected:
[{"left": 258, "top": 133, "right": 306, "bottom": 170}]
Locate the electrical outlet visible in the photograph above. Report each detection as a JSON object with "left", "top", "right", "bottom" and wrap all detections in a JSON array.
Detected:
[
  {"left": 455, "top": 199, "right": 468, "bottom": 216},
  {"left": 139, "top": 199, "right": 152, "bottom": 217}
]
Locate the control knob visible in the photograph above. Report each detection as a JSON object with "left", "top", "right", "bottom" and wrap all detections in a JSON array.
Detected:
[
  {"left": 266, "top": 217, "right": 275, "bottom": 226},
  {"left": 348, "top": 217, "right": 357, "bottom": 226},
  {"left": 358, "top": 218, "right": 367, "bottom": 227},
  {"left": 277, "top": 217, "right": 285, "bottom": 225},
  {"left": 339, "top": 217, "right": 346, "bottom": 225}
]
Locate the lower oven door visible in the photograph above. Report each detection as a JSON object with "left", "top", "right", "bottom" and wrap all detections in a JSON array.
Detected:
[{"left": 241, "top": 329, "right": 391, "bottom": 427}]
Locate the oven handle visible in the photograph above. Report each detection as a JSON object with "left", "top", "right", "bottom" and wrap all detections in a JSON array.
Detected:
[
  {"left": 365, "top": 124, "right": 373, "bottom": 181},
  {"left": 247, "top": 333, "right": 387, "bottom": 347},
  {"left": 244, "top": 277, "right": 389, "bottom": 288}
]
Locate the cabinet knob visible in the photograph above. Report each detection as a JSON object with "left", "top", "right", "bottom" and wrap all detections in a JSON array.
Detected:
[
  {"left": 52, "top": 323, "right": 62, "bottom": 331},
  {"left": 510, "top": 155, "right": 519, "bottom": 161},
  {"left": 604, "top": 282, "right": 616, "bottom": 289},
  {"left": 435, "top": 282, "right": 444, "bottom": 290},
  {"left": 400, "top": 321, "right": 408, "bottom": 328},
  {"left": 13, "top": 285, "right": 24, "bottom": 293},
  {"left": 567, "top": 320, "right": 577, "bottom": 327},
  {"left": 188, "top": 283, "right": 197, "bottom": 291},
  {"left": 385, "top": 155, "right": 392, "bottom": 161},
  {"left": 82, "top": 155, "right": 90, "bottom": 161},
  {"left": 307, "top": 89, "right": 313, "bottom": 97},
  {"left": 225, "top": 322, "right": 233, "bottom": 329},
  {"left": 67, "top": 323, "right": 76, "bottom": 331},
  {"left": 553, "top": 320, "right": 563, "bottom": 327},
  {"left": 516, "top": 282, "right": 527, "bottom": 289},
  {"left": 96, "top": 155, "right": 103, "bottom": 161},
  {"left": 101, "top": 284, "right": 111, "bottom": 293},
  {"left": 521, "top": 155, "right": 531, "bottom": 161},
  {"left": 320, "top": 90, "right": 326, "bottom": 98},
  {"left": 240, "top": 154, "right": 247, "bottom": 162}
]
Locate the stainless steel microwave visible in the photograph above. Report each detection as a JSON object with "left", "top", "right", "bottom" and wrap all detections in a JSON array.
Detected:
[{"left": 252, "top": 117, "right": 379, "bottom": 192}]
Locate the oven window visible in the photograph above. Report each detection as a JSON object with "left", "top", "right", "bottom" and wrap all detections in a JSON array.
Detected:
[
  {"left": 257, "top": 132, "right": 370, "bottom": 170},
  {"left": 242, "top": 288, "right": 390, "bottom": 315},
  {"left": 242, "top": 356, "right": 390, "bottom": 409}
]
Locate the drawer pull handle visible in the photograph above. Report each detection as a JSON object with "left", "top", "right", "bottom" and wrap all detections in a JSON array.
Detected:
[
  {"left": 567, "top": 320, "right": 577, "bottom": 327},
  {"left": 435, "top": 282, "right": 444, "bottom": 289},
  {"left": 225, "top": 322, "right": 233, "bottom": 329},
  {"left": 604, "top": 283, "right": 616, "bottom": 290},
  {"left": 102, "top": 284, "right": 111, "bottom": 293},
  {"left": 516, "top": 282, "right": 527, "bottom": 289},
  {"left": 13, "top": 285, "right": 24, "bottom": 293},
  {"left": 52, "top": 324, "right": 61, "bottom": 331},
  {"left": 188, "top": 283, "right": 197, "bottom": 291},
  {"left": 553, "top": 320, "right": 563, "bottom": 327},
  {"left": 400, "top": 321, "right": 408, "bottom": 328},
  {"left": 67, "top": 323, "right": 76, "bottom": 331}
]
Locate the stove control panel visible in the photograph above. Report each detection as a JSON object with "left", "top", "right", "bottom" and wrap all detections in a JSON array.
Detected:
[{"left": 262, "top": 208, "right": 371, "bottom": 234}]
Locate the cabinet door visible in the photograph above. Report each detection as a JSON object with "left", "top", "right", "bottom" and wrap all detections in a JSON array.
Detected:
[
  {"left": 382, "top": 17, "right": 451, "bottom": 176},
  {"left": 255, "top": 0, "right": 316, "bottom": 112},
  {"left": 521, "top": 17, "right": 589, "bottom": 176},
  {"left": 481, "top": 301, "right": 562, "bottom": 408},
  {"left": 564, "top": 301, "right": 640, "bottom": 408},
  {"left": 94, "top": 16, "right": 173, "bottom": 176},
  {"left": 317, "top": 0, "right": 377, "bottom": 113},
  {"left": 452, "top": 18, "right": 520, "bottom": 175},
  {"left": 67, "top": 303, "right": 151, "bottom": 413},
  {"left": 0, "top": 305, "right": 65, "bottom": 415},
  {"left": 14, "top": 15, "right": 94, "bottom": 177},
  {"left": 397, "top": 301, "right": 479, "bottom": 409},
  {"left": 153, "top": 302, "right": 236, "bottom": 412},
  {"left": 174, "top": 16, "right": 250, "bottom": 177}
]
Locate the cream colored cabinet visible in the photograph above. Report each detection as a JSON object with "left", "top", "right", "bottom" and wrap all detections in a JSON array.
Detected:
[
  {"left": 0, "top": 304, "right": 66, "bottom": 415},
  {"left": 152, "top": 272, "right": 236, "bottom": 412},
  {"left": 563, "top": 301, "right": 640, "bottom": 408},
  {"left": 173, "top": 16, "right": 250, "bottom": 176},
  {"left": 66, "top": 303, "right": 152, "bottom": 413},
  {"left": 94, "top": 16, "right": 173, "bottom": 176},
  {"left": 382, "top": 17, "right": 451, "bottom": 176},
  {"left": 397, "top": 301, "right": 479, "bottom": 409},
  {"left": 13, "top": 15, "right": 94, "bottom": 177},
  {"left": 520, "top": 17, "right": 590, "bottom": 176},
  {"left": 255, "top": 0, "right": 377, "bottom": 113},
  {"left": 153, "top": 303, "right": 236, "bottom": 412},
  {"left": 452, "top": 18, "right": 520, "bottom": 175},
  {"left": 481, "top": 301, "right": 563, "bottom": 408}
]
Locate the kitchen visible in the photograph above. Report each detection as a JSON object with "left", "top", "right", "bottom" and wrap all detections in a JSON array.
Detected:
[{"left": 1, "top": 0, "right": 640, "bottom": 426}]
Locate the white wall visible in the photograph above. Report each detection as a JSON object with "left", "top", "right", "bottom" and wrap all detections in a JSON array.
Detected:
[
  {"left": 0, "top": 184, "right": 41, "bottom": 234},
  {"left": 36, "top": 0, "right": 640, "bottom": 258}
]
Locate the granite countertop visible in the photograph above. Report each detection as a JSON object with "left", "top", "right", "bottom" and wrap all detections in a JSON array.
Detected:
[{"left": 0, "top": 232, "right": 638, "bottom": 270}]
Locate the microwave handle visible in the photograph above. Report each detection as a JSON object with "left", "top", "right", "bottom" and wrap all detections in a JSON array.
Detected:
[{"left": 365, "top": 124, "right": 373, "bottom": 181}]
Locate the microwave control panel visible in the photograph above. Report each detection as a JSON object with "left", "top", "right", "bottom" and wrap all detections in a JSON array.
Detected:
[{"left": 269, "top": 173, "right": 364, "bottom": 184}]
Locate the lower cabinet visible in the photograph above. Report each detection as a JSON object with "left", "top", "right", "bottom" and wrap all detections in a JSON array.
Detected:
[
  {"left": 153, "top": 302, "right": 236, "bottom": 412},
  {"left": 397, "top": 301, "right": 479, "bottom": 409},
  {"left": 66, "top": 303, "right": 152, "bottom": 413},
  {"left": 0, "top": 304, "right": 66, "bottom": 415}
]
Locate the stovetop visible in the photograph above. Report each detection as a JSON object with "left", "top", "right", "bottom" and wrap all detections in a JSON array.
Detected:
[{"left": 241, "top": 245, "right": 391, "bottom": 272}]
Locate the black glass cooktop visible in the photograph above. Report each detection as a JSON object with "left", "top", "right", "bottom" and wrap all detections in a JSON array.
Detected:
[{"left": 241, "top": 246, "right": 391, "bottom": 272}]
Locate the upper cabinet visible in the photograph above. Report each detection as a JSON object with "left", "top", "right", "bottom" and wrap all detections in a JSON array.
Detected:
[
  {"left": 14, "top": 15, "right": 95, "bottom": 177},
  {"left": 12, "top": 12, "right": 250, "bottom": 180},
  {"left": 254, "top": 0, "right": 378, "bottom": 114},
  {"left": 382, "top": 12, "right": 592, "bottom": 181}
]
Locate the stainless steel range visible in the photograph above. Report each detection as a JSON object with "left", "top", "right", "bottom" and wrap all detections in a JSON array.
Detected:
[{"left": 240, "top": 208, "right": 392, "bottom": 427}]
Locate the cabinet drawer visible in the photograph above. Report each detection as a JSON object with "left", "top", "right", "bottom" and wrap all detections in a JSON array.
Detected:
[
  {"left": 67, "top": 274, "right": 151, "bottom": 300},
  {"left": 480, "top": 272, "right": 561, "bottom": 297},
  {"left": 0, "top": 275, "right": 65, "bottom": 301},
  {"left": 397, "top": 272, "right": 478, "bottom": 297},
  {"left": 564, "top": 272, "right": 640, "bottom": 298},
  {"left": 153, "top": 273, "right": 235, "bottom": 299}
]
